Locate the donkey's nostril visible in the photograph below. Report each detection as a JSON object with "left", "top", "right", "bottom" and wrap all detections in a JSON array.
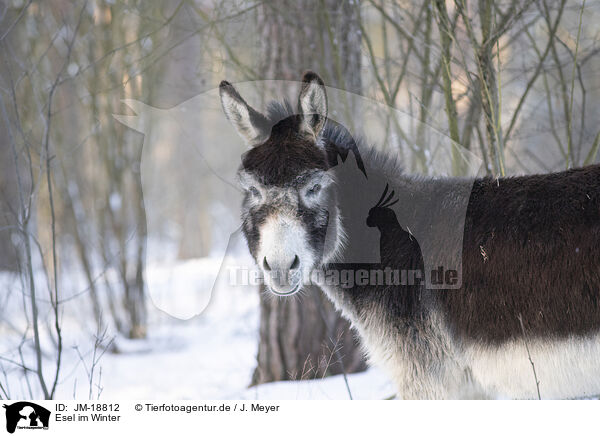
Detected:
[
  {"left": 263, "top": 256, "right": 271, "bottom": 271},
  {"left": 290, "top": 255, "right": 300, "bottom": 270}
]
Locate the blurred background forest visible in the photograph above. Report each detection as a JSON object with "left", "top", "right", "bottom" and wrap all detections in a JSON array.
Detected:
[{"left": 0, "top": 0, "right": 599, "bottom": 400}]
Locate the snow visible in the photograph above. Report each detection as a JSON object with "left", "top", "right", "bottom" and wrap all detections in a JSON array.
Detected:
[
  {"left": 239, "top": 369, "right": 394, "bottom": 400},
  {"left": 0, "top": 257, "right": 395, "bottom": 400}
]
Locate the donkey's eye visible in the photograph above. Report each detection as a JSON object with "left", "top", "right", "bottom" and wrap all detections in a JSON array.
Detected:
[
  {"left": 249, "top": 186, "right": 261, "bottom": 198},
  {"left": 307, "top": 184, "right": 321, "bottom": 196}
]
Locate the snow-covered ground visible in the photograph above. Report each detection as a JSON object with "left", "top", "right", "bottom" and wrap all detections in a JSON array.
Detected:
[{"left": 0, "top": 257, "right": 395, "bottom": 400}]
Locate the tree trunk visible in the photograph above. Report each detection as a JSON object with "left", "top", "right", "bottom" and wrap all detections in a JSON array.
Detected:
[
  {"left": 252, "top": 0, "right": 366, "bottom": 386},
  {"left": 0, "top": 135, "right": 20, "bottom": 272}
]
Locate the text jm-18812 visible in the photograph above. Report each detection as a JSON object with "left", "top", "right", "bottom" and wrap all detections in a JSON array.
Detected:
[{"left": 71, "top": 404, "right": 120, "bottom": 412}]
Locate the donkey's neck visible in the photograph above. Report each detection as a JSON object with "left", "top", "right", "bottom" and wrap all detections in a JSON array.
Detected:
[{"left": 320, "top": 135, "right": 472, "bottom": 322}]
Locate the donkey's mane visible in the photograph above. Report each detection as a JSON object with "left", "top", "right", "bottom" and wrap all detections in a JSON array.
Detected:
[
  {"left": 266, "top": 100, "right": 368, "bottom": 176},
  {"left": 265, "top": 99, "right": 295, "bottom": 124},
  {"left": 266, "top": 100, "right": 355, "bottom": 147}
]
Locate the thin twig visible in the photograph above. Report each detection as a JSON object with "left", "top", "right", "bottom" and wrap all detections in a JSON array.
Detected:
[
  {"left": 311, "top": 290, "right": 354, "bottom": 400},
  {"left": 518, "top": 314, "right": 541, "bottom": 400},
  {"left": 566, "top": 0, "right": 586, "bottom": 168}
]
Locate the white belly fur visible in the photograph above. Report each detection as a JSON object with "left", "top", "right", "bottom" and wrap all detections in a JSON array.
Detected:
[
  {"left": 466, "top": 333, "right": 600, "bottom": 399},
  {"left": 319, "top": 284, "right": 600, "bottom": 399}
]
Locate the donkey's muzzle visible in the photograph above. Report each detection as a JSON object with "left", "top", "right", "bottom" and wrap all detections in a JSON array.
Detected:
[{"left": 262, "top": 254, "right": 302, "bottom": 295}]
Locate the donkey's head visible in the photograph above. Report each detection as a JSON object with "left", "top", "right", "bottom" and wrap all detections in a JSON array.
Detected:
[{"left": 219, "top": 72, "right": 342, "bottom": 295}]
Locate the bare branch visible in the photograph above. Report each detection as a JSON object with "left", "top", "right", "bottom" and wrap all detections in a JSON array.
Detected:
[{"left": 518, "top": 314, "right": 541, "bottom": 400}]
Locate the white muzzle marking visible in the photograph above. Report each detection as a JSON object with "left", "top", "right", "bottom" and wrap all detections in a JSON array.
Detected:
[{"left": 257, "top": 213, "right": 314, "bottom": 296}]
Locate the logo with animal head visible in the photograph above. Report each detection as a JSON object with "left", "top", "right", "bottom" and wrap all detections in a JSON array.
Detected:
[
  {"left": 115, "top": 74, "right": 483, "bottom": 317},
  {"left": 2, "top": 402, "right": 50, "bottom": 433}
]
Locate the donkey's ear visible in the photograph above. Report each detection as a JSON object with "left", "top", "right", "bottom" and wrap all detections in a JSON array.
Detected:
[
  {"left": 219, "top": 81, "right": 270, "bottom": 146},
  {"left": 298, "top": 71, "right": 327, "bottom": 139}
]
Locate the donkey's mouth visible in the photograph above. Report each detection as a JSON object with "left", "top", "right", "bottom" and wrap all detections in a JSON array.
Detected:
[{"left": 268, "top": 282, "right": 301, "bottom": 296}]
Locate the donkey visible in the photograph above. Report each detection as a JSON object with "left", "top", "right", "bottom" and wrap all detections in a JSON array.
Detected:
[{"left": 219, "top": 71, "right": 600, "bottom": 399}]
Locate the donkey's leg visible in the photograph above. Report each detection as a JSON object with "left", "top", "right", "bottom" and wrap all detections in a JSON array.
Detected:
[
  {"left": 386, "top": 315, "right": 488, "bottom": 399},
  {"left": 388, "top": 358, "right": 495, "bottom": 399}
]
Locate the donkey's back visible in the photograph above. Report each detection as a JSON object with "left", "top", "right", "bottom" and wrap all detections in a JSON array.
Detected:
[{"left": 439, "top": 164, "right": 600, "bottom": 398}]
